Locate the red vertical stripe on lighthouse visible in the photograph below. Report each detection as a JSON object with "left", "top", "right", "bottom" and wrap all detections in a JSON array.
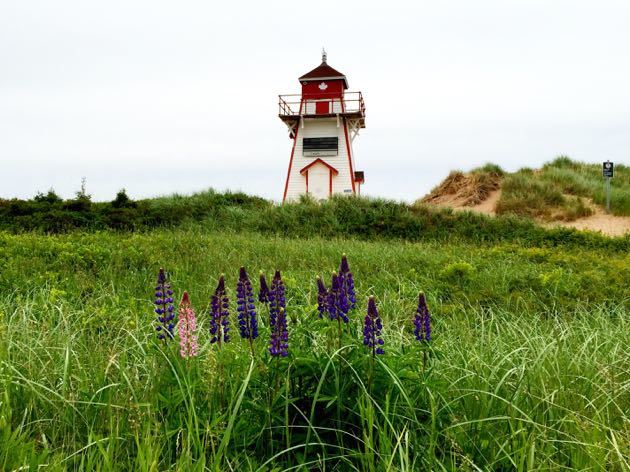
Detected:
[
  {"left": 305, "top": 170, "right": 309, "bottom": 193},
  {"left": 342, "top": 119, "right": 356, "bottom": 193},
  {"left": 329, "top": 169, "right": 333, "bottom": 196},
  {"left": 282, "top": 125, "right": 300, "bottom": 203}
]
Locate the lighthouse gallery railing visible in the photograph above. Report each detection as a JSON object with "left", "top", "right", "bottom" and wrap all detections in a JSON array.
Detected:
[{"left": 278, "top": 91, "right": 365, "bottom": 117}]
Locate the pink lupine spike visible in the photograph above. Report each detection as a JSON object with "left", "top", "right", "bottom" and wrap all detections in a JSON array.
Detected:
[{"left": 178, "top": 291, "right": 199, "bottom": 358}]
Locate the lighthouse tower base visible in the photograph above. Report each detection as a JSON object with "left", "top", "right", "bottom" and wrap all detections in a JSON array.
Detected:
[{"left": 284, "top": 118, "right": 356, "bottom": 201}]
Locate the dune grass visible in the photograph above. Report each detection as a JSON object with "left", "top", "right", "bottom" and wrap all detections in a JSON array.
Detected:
[
  {"left": 496, "top": 156, "right": 630, "bottom": 219},
  {"left": 1, "top": 229, "right": 628, "bottom": 470},
  {"left": 421, "top": 166, "right": 502, "bottom": 207}
]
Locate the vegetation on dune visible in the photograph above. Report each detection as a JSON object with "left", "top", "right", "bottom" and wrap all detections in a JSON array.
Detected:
[
  {"left": 0, "top": 230, "right": 628, "bottom": 470},
  {"left": 421, "top": 156, "right": 630, "bottom": 222},
  {"left": 497, "top": 156, "right": 630, "bottom": 219},
  {"left": 496, "top": 171, "right": 593, "bottom": 221},
  {"left": 423, "top": 164, "right": 504, "bottom": 207}
]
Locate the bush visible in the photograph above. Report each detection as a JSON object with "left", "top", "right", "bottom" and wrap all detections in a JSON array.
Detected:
[
  {"left": 33, "top": 189, "right": 62, "bottom": 204},
  {"left": 440, "top": 261, "right": 476, "bottom": 283},
  {"left": 112, "top": 189, "right": 134, "bottom": 208}
]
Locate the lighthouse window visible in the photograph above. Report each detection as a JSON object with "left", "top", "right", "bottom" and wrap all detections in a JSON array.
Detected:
[{"left": 303, "top": 137, "right": 338, "bottom": 157}]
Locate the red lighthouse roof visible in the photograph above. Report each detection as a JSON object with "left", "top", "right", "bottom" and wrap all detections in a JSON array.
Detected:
[{"left": 299, "top": 50, "right": 349, "bottom": 89}]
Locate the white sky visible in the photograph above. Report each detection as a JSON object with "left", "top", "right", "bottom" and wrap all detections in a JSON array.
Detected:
[{"left": 1, "top": 0, "right": 629, "bottom": 202}]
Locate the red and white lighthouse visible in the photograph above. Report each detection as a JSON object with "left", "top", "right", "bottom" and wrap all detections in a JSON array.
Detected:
[{"left": 279, "top": 50, "right": 366, "bottom": 202}]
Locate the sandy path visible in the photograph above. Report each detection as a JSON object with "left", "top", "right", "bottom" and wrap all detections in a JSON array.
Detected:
[
  {"left": 545, "top": 205, "right": 630, "bottom": 237},
  {"left": 430, "top": 188, "right": 630, "bottom": 237},
  {"left": 469, "top": 189, "right": 501, "bottom": 215}
]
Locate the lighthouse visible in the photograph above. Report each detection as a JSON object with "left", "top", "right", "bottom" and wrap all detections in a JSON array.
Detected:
[{"left": 279, "top": 50, "right": 366, "bottom": 202}]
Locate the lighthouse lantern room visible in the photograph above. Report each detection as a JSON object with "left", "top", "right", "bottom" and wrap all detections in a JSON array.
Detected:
[{"left": 279, "top": 50, "right": 366, "bottom": 202}]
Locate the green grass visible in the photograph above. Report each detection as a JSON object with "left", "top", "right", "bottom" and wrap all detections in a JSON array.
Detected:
[
  {"left": 496, "top": 156, "right": 630, "bottom": 219},
  {"left": 1, "top": 229, "right": 628, "bottom": 470}
]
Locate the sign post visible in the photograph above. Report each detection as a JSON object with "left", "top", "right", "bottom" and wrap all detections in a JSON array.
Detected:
[{"left": 602, "top": 161, "right": 614, "bottom": 213}]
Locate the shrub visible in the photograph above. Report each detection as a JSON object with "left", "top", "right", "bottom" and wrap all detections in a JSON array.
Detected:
[
  {"left": 440, "top": 261, "right": 476, "bottom": 283},
  {"left": 112, "top": 189, "right": 133, "bottom": 208},
  {"left": 33, "top": 189, "right": 62, "bottom": 204}
]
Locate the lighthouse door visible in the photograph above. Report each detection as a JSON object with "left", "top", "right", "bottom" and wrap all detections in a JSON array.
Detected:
[
  {"left": 315, "top": 100, "right": 330, "bottom": 114},
  {"left": 309, "top": 166, "right": 329, "bottom": 199}
]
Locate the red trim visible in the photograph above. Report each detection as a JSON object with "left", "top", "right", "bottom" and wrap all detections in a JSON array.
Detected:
[
  {"left": 282, "top": 125, "right": 300, "bottom": 202},
  {"left": 301, "top": 167, "right": 334, "bottom": 197},
  {"left": 342, "top": 119, "right": 356, "bottom": 193},
  {"left": 299, "top": 158, "right": 339, "bottom": 175}
]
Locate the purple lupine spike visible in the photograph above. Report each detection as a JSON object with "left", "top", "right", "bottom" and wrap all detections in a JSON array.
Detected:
[
  {"left": 236, "top": 267, "right": 258, "bottom": 340},
  {"left": 316, "top": 276, "right": 329, "bottom": 318},
  {"left": 363, "top": 296, "right": 384, "bottom": 356},
  {"left": 210, "top": 275, "right": 230, "bottom": 345},
  {"left": 269, "top": 307, "right": 289, "bottom": 357},
  {"left": 154, "top": 268, "right": 175, "bottom": 341},
  {"left": 413, "top": 292, "right": 431, "bottom": 342},
  {"left": 258, "top": 271, "right": 270, "bottom": 304},
  {"left": 339, "top": 254, "right": 356, "bottom": 310},
  {"left": 268, "top": 270, "right": 286, "bottom": 329},
  {"left": 328, "top": 272, "right": 349, "bottom": 323}
]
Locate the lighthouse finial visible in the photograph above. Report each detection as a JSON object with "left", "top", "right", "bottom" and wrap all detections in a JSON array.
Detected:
[{"left": 322, "top": 47, "right": 327, "bottom": 63}]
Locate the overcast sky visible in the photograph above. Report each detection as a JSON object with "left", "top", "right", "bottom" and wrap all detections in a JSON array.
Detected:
[{"left": 1, "top": 0, "right": 629, "bottom": 202}]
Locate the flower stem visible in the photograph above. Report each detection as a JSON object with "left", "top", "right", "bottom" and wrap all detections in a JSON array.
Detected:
[{"left": 422, "top": 349, "right": 427, "bottom": 374}]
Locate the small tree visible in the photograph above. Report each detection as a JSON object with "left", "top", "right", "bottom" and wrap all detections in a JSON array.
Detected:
[
  {"left": 76, "top": 177, "right": 91, "bottom": 201},
  {"left": 112, "top": 189, "right": 131, "bottom": 208},
  {"left": 65, "top": 177, "right": 92, "bottom": 212},
  {"left": 33, "top": 188, "right": 62, "bottom": 204}
]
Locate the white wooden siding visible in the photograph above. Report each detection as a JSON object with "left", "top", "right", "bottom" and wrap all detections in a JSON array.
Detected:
[{"left": 285, "top": 118, "right": 354, "bottom": 201}]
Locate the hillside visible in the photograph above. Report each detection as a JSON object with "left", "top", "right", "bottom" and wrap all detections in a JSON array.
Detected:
[{"left": 421, "top": 157, "right": 630, "bottom": 236}]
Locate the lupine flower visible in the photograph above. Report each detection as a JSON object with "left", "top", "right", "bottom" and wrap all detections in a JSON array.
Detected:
[
  {"left": 154, "top": 268, "right": 175, "bottom": 341},
  {"left": 210, "top": 275, "right": 230, "bottom": 345},
  {"left": 236, "top": 267, "right": 258, "bottom": 340},
  {"left": 268, "top": 270, "right": 286, "bottom": 328},
  {"left": 269, "top": 306, "right": 289, "bottom": 357},
  {"left": 338, "top": 254, "right": 356, "bottom": 309},
  {"left": 316, "top": 276, "right": 329, "bottom": 318},
  {"left": 258, "top": 271, "right": 270, "bottom": 304},
  {"left": 413, "top": 292, "right": 431, "bottom": 342},
  {"left": 363, "top": 296, "right": 384, "bottom": 355},
  {"left": 328, "top": 272, "right": 349, "bottom": 323},
  {"left": 178, "top": 292, "right": 199, "bottom": 358}
]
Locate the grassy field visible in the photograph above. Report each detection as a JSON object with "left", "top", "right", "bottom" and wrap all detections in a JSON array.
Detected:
[{"left": 1, "top": 228, "right": 628, "bottom": 470}]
